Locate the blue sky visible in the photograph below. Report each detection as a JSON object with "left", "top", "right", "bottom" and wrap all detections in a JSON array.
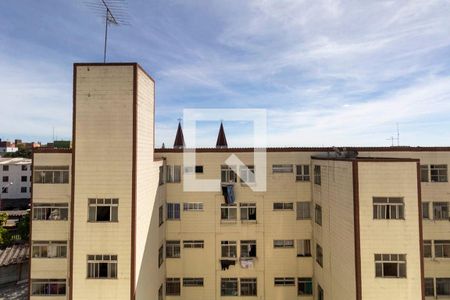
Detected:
[{"left": 1, "top": 0, "right": 450, "bottom": 147}]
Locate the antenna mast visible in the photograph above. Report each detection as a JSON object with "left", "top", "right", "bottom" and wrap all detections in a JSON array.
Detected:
[{"left": 85, "top": 0, "right": 129, "bottom": 63}]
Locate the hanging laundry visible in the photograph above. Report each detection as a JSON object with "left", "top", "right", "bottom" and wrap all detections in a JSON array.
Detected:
[{"left": 220, "top": 259, "right": 236, "bottom": 270}]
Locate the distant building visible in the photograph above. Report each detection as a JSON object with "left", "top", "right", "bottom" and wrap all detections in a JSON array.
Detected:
[
  {"left": 0, "top": 158, "right": 31, "bottom": 210},
  {"left": 0, "top": 140, "right": 18, "bottom": 154}
]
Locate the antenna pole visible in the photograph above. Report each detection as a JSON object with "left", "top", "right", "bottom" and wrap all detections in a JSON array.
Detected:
[
  {"left": 103, "top": 8, "right": 108, "bottom": 63},
  {"left": 396, "top": 123, "right": 400, "bottom": 146}
]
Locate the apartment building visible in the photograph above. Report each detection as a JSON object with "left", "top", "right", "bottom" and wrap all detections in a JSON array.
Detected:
[
  {"left": 29, "top": 63, "right": 450, "bottom": 300},
  {"left": 0, "top": 140, "right": 19, "bottom": 154},
  {"left": 0, "top": 157, "right": 31, "bottom": 209}
]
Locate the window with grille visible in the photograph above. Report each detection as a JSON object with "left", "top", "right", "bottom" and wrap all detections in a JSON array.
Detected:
[
  {"left": 373, "top": 197, "right": 404, "bottom": 220},
  {"left": 221, "top": 204, "right": 237, "bottom": 221},
  {"left": 433, "top": 202, "right": 449, "bottom": 220},
  {"left": 274, "top": 277, "right": 295, "bottom": 286},
  {"left": 374, "top": 254, "right": 406, "bottom": 278},
  {"left": 297, "top": 240, "right": 311, "bottom": 257},
  {"left": 88, "top": 198, "right": 118, "bottom": 222},
  {"left": 183, "top": 240, "right": 204, "bottom": 248},
  {"left": 423, "top": 240, "right": 432, "bottom": 258},
  {"left": 420, "top": 165, "right": 429, "bottom": 182},
  {"left": 165, "top": 165, "right": 181, "bottom": 183},
  {"left": 436, "top": 278, "right": 450, "bottom": 296},
  {"left": 314, "top": 165, "right": 321, "bottom": 185},
  {"left": 273, "top": 240, "right": 294, "bottom": 248},
  {"left": 296, "top": 165, "right": 310, "bottom": 181},
  {"left": 183, "top": 202, "right": 203, "bottom": 211},
  {"left": 166, "top": 278, "right": 181, "bottom": 296},
  {"left": 422, "top": 202, "right": 430, "bottom": 219},
  {"left": 87, "top": 255, "right": 118, "bottom": 279},
  {"left": 33, "top": 203, "right": 68, "bottom": 221},
  {"left": 315, "top": 204, "right": 322, "bottom": 226},
  {"left": 272, "top": 164, "right": 293, "bottom": 173},
  {"left": 425, "top": 278, "right": 434, "bottom": 296},
  {"left": 31, "top": 279, "right": 66, "bottom": 296},
  {"left": 32, "top": 241, "right": 67, "bottom": 258},
  {"left": 33, "top": 166, "right": 69, "bottom": 184},
  {"left": 2, "top": 165, "right": 8, "bottom": 171},
  {"left": 21, "top": 176, "right": 27, "bottom": 182},
  {"left": 430, "top": 165, "right": 448, "bottom": 182},
  {"left": 435, "top": 240, "right": 450, "bottom": 258},
  {"left": 159, "top": 205, "right": 163, "bottom": 226},
  {"left": 221, "top": 165, "right": 237, "bottom": 183},
  {"left": 158, "top": 245, "right": 164, "bottom": 267},
  {"left": 298, "top": 278, "right": 313, "bottom": 295},
  {"left": 167, "top": 203, "right": 180, "bottom": 220},
  {"left": 221, "top": 241, "right": 237, "bottom": 258},
  {"left": 21, "top": 187, "right": 27, "bottom": 193},
  {"left": 221, "top": 278, "right": 238, "bottom": 296},
  {"left": 240, "top": 203, "right": 256, "bottom": 221},
  {"left": 184, "top": 165, "right": 204, "bottom": 174},
  {"left": 240, "top": 278, "right": 257, "bottom": 296},
  {"left": 241, "top": 240, "right": 256, "bottom": 258},
  {"left": 166, "top": 241, "right": 180, "bottom": 258},
  {"left": 273, "top": 202, "right": 294, "bottom": 210},
  {"left": 296, "top": 202, "right": 311, "bottom": 219},
  {"left": 183, "top": 278, "right": 204, "bottom": 287}
]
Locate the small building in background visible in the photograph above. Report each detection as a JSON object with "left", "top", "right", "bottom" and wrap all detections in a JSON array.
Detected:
[
  {"left": 0, "top": 158, "right": 32, "bottom": 210},
  {"left": 0, "top": 140, "right": 18, "bottom": 154}
]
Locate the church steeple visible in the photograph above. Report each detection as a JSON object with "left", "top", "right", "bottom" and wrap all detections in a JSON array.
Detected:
[
  {"left": 173, "top": 121, "right": 185, "bottom": 149},
  {"left": 216, "top": 122, "right": 228, "bottom": 148}
]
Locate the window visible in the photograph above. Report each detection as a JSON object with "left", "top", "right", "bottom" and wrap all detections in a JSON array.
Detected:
[
  {"left": 272, "top": 164, "right": 293, "bottom": 173},
  {"left": 297, "top": 202, "right": 311, "bottom": 220},
  {"left": 436, "top": 278, "right": 450, "bottom": 296},
  {"left": 240, "top": 278, "right": 257, "bottom": 296},
  {"left": 166, "top": 278, "right": 181, "bottom": 296},
  {"left": 158, "top": 245, "right": 164, "bottom": 267},
  {"left": 422, "top": 202, "right": 430, "bottom": 219},
  {"left": 424, "top": 240, "right": 432, "bottom": 258},
  {"left": 274, "top": 240, "right": 294, "bottom": 248},
  {"left": 435, "top": 240, "right": 450, "bottom": 258},
  {"left": 21, "top": 187, "right": 27, "bottom": 193},
  {"left": 296, "top": 165, "right": 310, "bottom": 181},
  {"left": 167, "top": 203, "right": 180, "bottom": 220},
  {"left": 32, "top": 241, "right": 67, "bottom": 258},
  {"left": 2, "top": 187, "right": 7, "bottom": 193},
  {"left": 425, "top": 278, "right": 434, "bottom": 296},
  {"left": 183, "top": 278, "right": 204, "bottom": 287},
  {"left": 195, "top": 165, "right": 204, "bottom": 173},
  {"left": 22, "top": 165, "right": 27, "bottom": 171},
  {"left": 21, "top": 175, "right": 27, "bottom": 182},
  {"left": 159, "top": 205, "right": 163, "bottom": 226},
  {"left": 183, "top": 240, "right": 204, "bottom": 248},
  {"left": 433, "top": 202, "right": 449, "bottom": 220},
  {"left": 33, "top": 166, "right": 69, "bottom": 184},
  {"left": 373, "top": 197, "right": 404, "bottom": 220},
  {"left": 159, "top": 166, "right": 164, "bottom": 185},
  {"left": 2, "top": 165, "right": 8, "bottom": 171},
  {"left": 314, "top": 165, "right": 321, "bottom": 185},
  {"left": 158, "top": 284, "right": 163, "bottom": 300},
  {"left": 88, "top": 198, "right": 118, "bottom": 222},
  {"left": 316, "top": 244, "right": 323, "bottom": 267},
  {"left": 221, "top": 241, "right": 237, "bottom": 258},
  {"left": 420, "top": 165, "right": 429, "bottom": 182},
  {"left": 298, "top": 278, "right": 313, "bottom": 295},
  {"left": 183, "top": 202, "right": 203, "bottom": 211},
  {"left": 240, "top": 203, "right": 256, "bottom": 221},
  {"left": 221, "top": 204, "right": 237, "bottom": 221},
  {"left": 430, "top": 164, "right": 448, "bottom": 182},
  {"left": 318, "top": 285, "right": 324, "bottom": 300},
  {"left": 221, "top": 278, "right": 238, "bottom": 296},
  {"left": 166, "top": 241, "right": 180, "bottom": 258},
  {"left": 33, "top": 203, "right": 69, "bottom": 220},
  {"left": 31, "top": 279, "right": 66, "bottom": 296},
  {"left": 297, "top": 240, "right": 311, "bottom": 257},
  {"left": 239, "top": 165, "right": 255, "bottom": 184},
  {"left": 221, "top": 165, "right": 237, "bottom": 183},
  {"left": 241, "top": 240, "right": 256, "bottom": 258},
  {"left": 273, "top": 202, "right": 294, "bottom": 210},
  {"left": 2, "top": 176, "right": 8, "bottom": 182},
  {"left": 87, "top": 254, "right": 118, "bottom": 279},
  {"left": 165, "top": 165, "right": 181, "bottom": 183},
  {"left": 315, "top": 204, "right": 322, "bottom": 226},
  {"left": 374, "top": 254, "right": 406, "bottom": 278},
  {"left": 274, "top": 277, "right": 295, "bottom": 286}
]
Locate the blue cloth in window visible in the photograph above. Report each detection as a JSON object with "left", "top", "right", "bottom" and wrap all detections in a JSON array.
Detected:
[{"left": 226, "top": 185, "right": 235, "bottom": 204}]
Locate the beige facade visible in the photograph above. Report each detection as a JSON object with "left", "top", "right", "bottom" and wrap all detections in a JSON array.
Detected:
[{"left": 29, "top": 63, "right": 450, "bottom": 300}]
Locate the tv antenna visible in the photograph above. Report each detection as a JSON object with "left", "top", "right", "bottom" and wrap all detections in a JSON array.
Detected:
[
  {"left": 386, "top": 123, "right": 400, "bottom": 146},
  {"left": 84, "top": 0, "right": 130, "bottom": 63}
]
